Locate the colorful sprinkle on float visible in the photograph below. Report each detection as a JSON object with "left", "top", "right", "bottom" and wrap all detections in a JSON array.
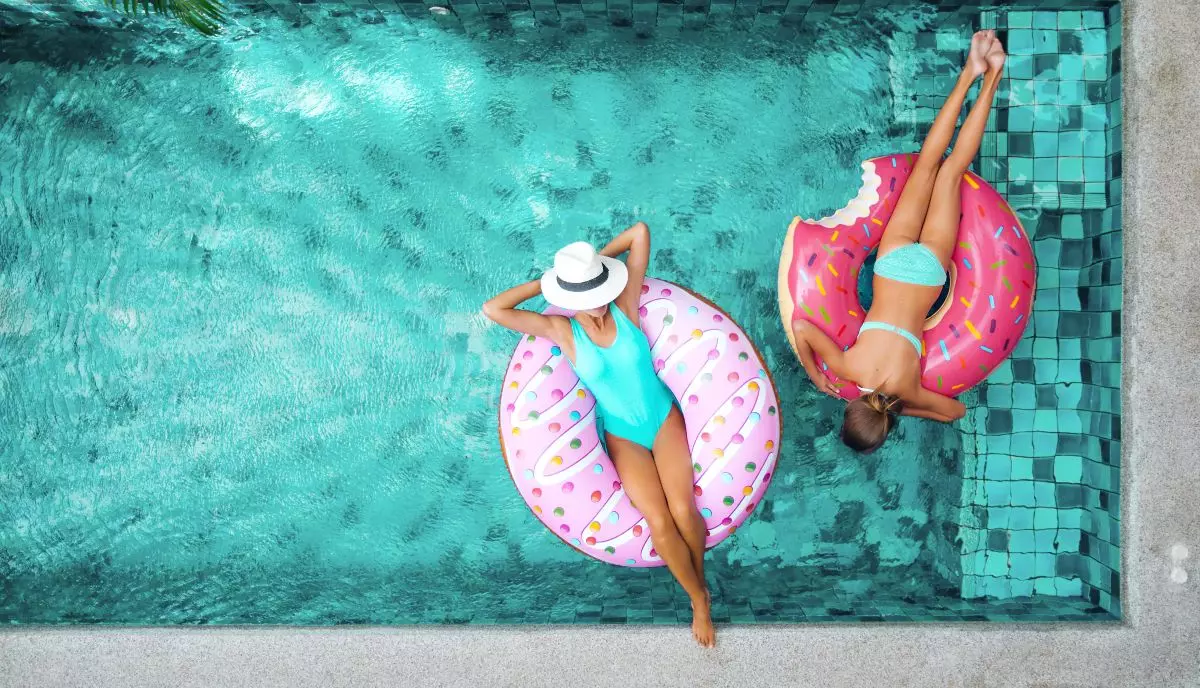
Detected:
[
  {"left": 499, "top": 278, "right": 782, "bottom": 567},
  {"left": 777, "top": 154, "right": 1037, "bottom": 398}
]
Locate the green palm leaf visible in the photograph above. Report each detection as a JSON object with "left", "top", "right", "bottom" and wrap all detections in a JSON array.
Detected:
[{"left": 103, "top": 0, "right": 225, "bottom": 35}]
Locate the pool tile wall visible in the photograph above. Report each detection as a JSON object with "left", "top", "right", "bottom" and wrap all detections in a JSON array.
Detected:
[{"left": 959, "top": 5, "right": 1122, "bottom": 617}]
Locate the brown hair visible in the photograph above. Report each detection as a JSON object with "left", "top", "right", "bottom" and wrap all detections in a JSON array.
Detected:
[{"left": 841, "top": 392, "right": 903, "bottom": 454}]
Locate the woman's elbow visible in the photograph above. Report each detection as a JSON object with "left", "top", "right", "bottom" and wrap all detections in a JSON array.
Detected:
[
  {"left": 481, "top": 300, "right": 499, "bottom": 322},
  {"left": 949, "top": 403, "right": 967, "bottom": 421},
  {"left": 791, "top": 319, "right": 814, "bottom": 341}
]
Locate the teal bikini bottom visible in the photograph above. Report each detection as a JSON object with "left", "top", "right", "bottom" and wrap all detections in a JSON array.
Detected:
[
  {"left": 597, "top": 401, "right": 675, "bottom": 453},
  {"left": 874, "top": 243, "right": 947, "bottom": 288}
]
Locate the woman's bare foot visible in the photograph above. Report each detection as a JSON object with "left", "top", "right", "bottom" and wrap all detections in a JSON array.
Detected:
[
  {"left": 967, "top": 30, "right": 992, "bottom": 79},
  {"left": 691, "top": 593, "right": 716, "bottom": 648},
  {"left": 985, "top": 32, "right": 1007, "bottom": 72}
]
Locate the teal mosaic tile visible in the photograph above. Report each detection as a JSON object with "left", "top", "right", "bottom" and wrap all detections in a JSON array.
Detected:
[
  {"left": 1055, "top": 455, "right": 1084, "bottom": 482},
  {"left": 1003, "top": 11, "right": 1035, "bottom": 29},
  {"left": 1032, "top": 11, "right": 1057, "bottom": 29},
  {"left": 1059, "top": 157, "right": 1084, "bottom": 181},
  {"left": 1058, "top": 10, "right": 1083, "bottom": 29}
]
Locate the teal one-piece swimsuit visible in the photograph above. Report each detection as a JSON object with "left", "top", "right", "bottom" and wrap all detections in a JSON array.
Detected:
[{"left": 568, "top": 307, "right": 676, "bottom": 451}]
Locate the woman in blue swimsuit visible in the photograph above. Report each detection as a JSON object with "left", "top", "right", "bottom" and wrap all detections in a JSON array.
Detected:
[
  {"left": 791, "top": 31, "right": 1007, "bottom": 453},
  {"left": 483, "top": 222, "right": 716, "bottom": 648}
]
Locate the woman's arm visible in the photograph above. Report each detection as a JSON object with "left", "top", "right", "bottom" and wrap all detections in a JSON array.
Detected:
[
  {"left": 601, "top": 221, "right": 651, "bottom": 319},
  {"left": 902, "top": 387, "right": 967, "bottom": 423},
  {"left": 790, "top": 320, "right": 846, "bottom": 396},
  {"left": 482, "top": 280, "right": 562, "bottom": 341}
]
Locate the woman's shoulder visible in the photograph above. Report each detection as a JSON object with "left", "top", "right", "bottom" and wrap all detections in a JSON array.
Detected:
[
  {"left": 544, "top": 315, "right": 579, "bottom": 362},
  {"left": 547, "top": 314, "right": 575, "bottom": 335}
]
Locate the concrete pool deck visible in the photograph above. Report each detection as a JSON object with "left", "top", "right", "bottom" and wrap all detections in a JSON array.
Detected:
[{"left": 2, "top": 0, "right": 1198, "bottom": 686}]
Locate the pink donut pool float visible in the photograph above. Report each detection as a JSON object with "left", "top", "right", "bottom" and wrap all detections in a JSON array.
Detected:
[
  {"left": 778, "top": 153, "right": 1037, "bottom": 399},
  {"left": 498, "top": 278, "right": 782, "bottom": 567}
]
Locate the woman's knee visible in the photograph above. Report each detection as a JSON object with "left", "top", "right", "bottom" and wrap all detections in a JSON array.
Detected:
[
  {"left": 668, "top": 496, "right": 699, "bottom": 526},
  {"left": 927, "top": 167, "right": 963, "bottom": 204},
  {"left": 641, "top": 503, "right": 675, "bottom": 534},
  {"left": 913, "top": 157, "right": 942, "bottom": 183},
  {"left": 938, "top": 153, "right": 972, "bottom": 182}
]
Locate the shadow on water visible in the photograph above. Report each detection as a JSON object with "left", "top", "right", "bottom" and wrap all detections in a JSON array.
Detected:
[{"left": 0, "top": 17, "right": 156, "bottom": 68}]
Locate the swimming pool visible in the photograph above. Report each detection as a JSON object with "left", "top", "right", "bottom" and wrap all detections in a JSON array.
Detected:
[{"left": 0, "top": 1, "right": 1121, "bottom": 624}]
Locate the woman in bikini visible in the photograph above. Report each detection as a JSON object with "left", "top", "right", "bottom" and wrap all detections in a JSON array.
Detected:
[
  {"left": 791, "top": 31, "right": 1007, "bottom": 453},
  {"left": 483, "top": 223, "right": 716, "bottom": 647}
]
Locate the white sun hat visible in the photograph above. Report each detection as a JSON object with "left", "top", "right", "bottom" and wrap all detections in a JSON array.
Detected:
[{"left": 540, "top": 241, "right": 629, "bottom": 311}]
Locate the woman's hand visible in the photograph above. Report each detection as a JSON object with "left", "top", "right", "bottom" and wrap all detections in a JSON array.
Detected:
[
  {"left": 802, "top": 365, "right": 840, "bottom": 397},
  {"left": 818, "top": 377, "right": 842, "bottom": 398}
]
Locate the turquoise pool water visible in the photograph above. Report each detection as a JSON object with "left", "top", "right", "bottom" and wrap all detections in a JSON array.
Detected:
[{"left": 0, "top": 4, "right": 1120, "bottom": 624}]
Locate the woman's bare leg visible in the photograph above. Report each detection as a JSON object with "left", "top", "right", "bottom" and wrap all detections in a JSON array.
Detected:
[
  {"left": 880, "top": 30, "right": 996, "bottom": 255},
  {"left": 651, "top": 408, "right": 709, "bottom": 597},
  {"left": 920, "top": 39, "right": 1007, "bottom": 265},
  {"left": 608, "top": 434, "right": 714, "bottom": 648}
]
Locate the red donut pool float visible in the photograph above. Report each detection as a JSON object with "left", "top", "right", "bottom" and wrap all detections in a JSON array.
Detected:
[
  {"left": 778, "top": 153, "right": 1036, "bottom": 398},
  {"left": 498, "top": 278, "right": 781, "bottom": 567}
]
